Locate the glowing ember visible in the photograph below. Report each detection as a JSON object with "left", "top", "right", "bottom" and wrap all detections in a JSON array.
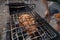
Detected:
[{"left": 19, "top": 13, "right": 38, "bottom": 35}]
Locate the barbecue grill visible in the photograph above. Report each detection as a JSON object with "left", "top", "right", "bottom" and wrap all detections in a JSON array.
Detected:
[{"left": 6, "top": 2, "right": 60, "bottom": 40}]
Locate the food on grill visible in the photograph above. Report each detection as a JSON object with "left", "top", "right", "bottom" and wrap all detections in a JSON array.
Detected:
[{"left": 19, "top": 13, "right": 38, "bottom": 35}]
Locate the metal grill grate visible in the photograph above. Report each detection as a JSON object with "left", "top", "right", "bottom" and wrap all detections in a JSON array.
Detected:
[
  {"left": 6, "top": 11, "right": 59, "bottom": 40},
  {"left": 6, "top": 2, "right": 60, "bottom": 40}
]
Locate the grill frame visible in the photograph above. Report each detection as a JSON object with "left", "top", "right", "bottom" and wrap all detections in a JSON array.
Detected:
[{"left": 6, "top": 3, "right": 60, "bottom": 40}]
